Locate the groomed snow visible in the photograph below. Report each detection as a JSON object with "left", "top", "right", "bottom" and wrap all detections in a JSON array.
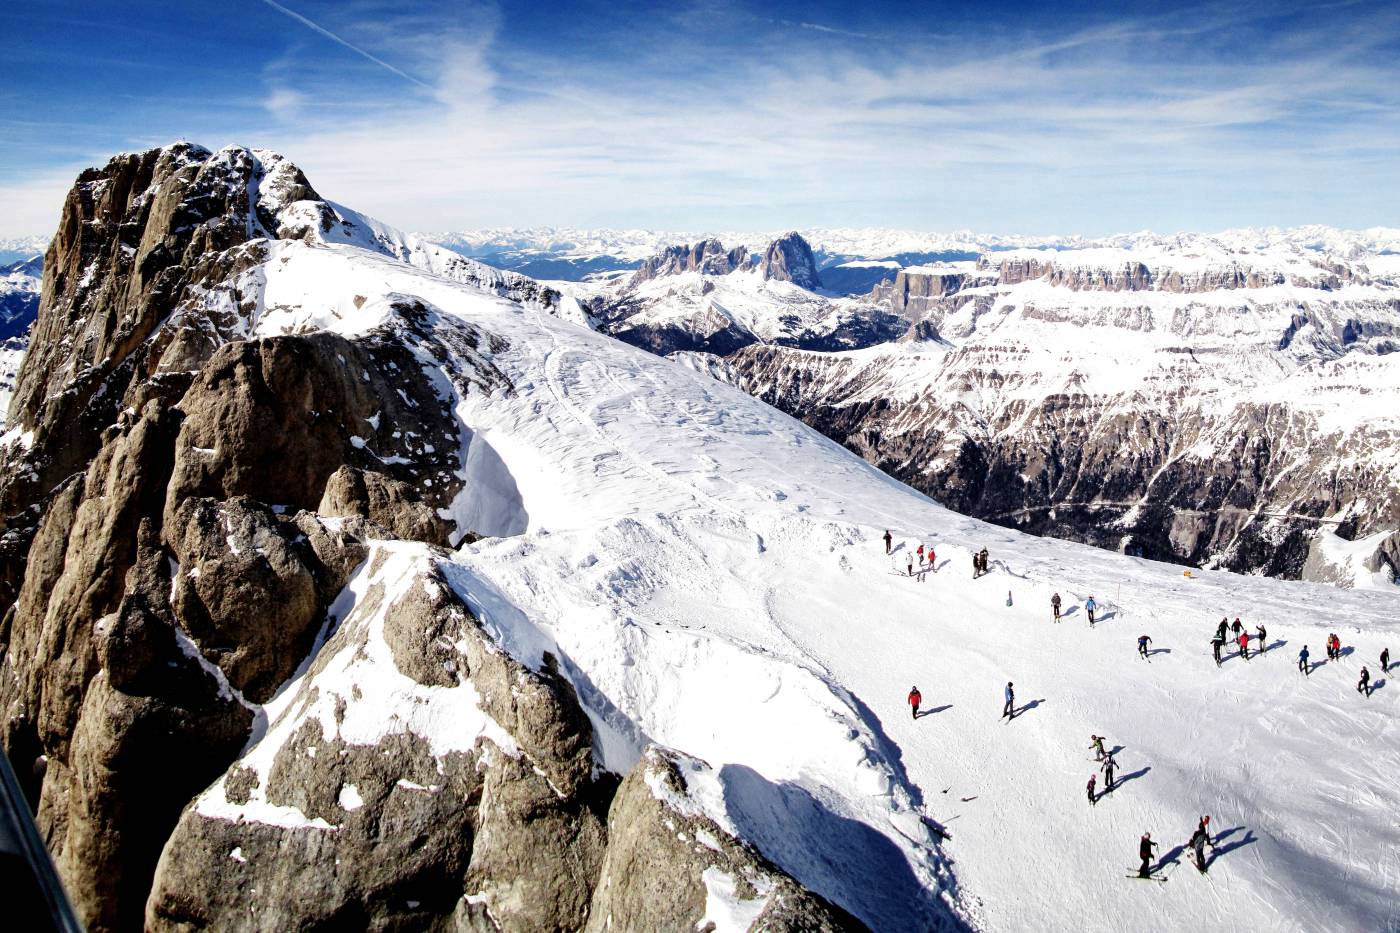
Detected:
[{"left": 232, "top": 229, "right": 1398, "bottom": 931}]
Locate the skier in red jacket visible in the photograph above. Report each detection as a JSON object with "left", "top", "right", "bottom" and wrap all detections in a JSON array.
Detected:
[
  {"left": 908, "top": 686, "right": 922, "bottom": 719},
  {"left": 1237, "top": 631, "right": 1250, "bottom": 661}
]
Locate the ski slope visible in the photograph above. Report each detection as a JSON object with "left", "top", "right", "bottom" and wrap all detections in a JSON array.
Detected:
[{"left": 248, "top": 234, "right": 1400, "bottom": 931}]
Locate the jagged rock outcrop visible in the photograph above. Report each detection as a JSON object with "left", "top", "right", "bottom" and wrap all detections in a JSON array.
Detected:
[
  {"left": 587, "top": 748, "right": 862, "bottom": 932},
  {"left": 146, "top": 562, "right": 611, "bottom": 931},
  {"left": 629, "top": 238, "right": 754, "bottom": 286},
  {"left": 760, "top": 232, "right": 822, "bottom": 290}
]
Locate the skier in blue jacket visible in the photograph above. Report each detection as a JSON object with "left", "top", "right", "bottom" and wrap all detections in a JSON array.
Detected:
[
  {"left": 1085, "top": 597, "right": 1097, "bottom": 625},
  {"left": 1298, "top": 645, "right": 1310, "bottom": 675},
  {"left": 1002, "top": 682, "right": 1015, "bottom": 719}
]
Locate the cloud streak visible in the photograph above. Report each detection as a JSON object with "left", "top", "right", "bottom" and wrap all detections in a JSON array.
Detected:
[{"left": 256, "top": 0, "right": 432, "bottom": 90}]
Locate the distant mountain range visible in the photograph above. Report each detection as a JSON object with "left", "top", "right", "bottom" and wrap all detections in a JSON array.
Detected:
[{"left": 419, "top": 225, "right": 1400, "bottom": 290}]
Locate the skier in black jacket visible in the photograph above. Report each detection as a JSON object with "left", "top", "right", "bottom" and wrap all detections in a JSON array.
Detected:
[
  {"left": 1138, "top": 833, "right": 1158, "bottom": 877},
  {"left": 1101, "top": 753, "right": 1117, "bottom": 791},
  {"left": 1382, "top": 647, "right": 1391, "bottom": 673},
  {"left": 1358, "top": 666, "right": 1372, "bottom": 696},
  {"left": 1189, "top": 819, "right": 1215, "bottom": 871},
  {"left": 1211, "top": 635, "right": 1225, "bottom": 667}
]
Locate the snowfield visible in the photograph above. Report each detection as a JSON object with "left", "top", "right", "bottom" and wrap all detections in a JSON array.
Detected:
[{"left": 219, "top": 227, "right": 1397, "bottom": 931}]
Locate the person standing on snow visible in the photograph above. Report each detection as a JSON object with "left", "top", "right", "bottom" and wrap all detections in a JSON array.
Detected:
[
  {"left": 1138, "top": 833, "right": 1158, "bottom": 877},
  {"left": 1101, "top": 752, "right": 1117, "bottom": 791},
  {"left": 917, "top": 543, "right": 925, "bottom": 563},
  {"left": 1051, "top": 592, "right": 1062, "bottom": 622},
  {"left": 1211, "top": 634, "right": 1225, "bottom": 667},
  {"left": 884, "top": 529, "right": 893, "bottom": 554},
  {"left": 1327, "top": 633, "right": 1341, "bottom": 661},
  {"left": 1237, "top": 630, "right": 1250, "bottom": 661},
  {"left": 1358, "top": 666, "right": 1372, "bottom": 697},
  {"left": 1231, "top": 618, "right": 1244, "bottom": 638},
  {"left": 908, "top": 555, "right": 915, "bottom": 577},
  {"left": 979, "top": 548, "right": 990, "bottom": 575},
  {"left": 1383, "top": 647, "right": 1391, "bottom": 673},
  {"left": 1189, "top": 817, "right": 1215, "bottom": 871},
  {"left": 1298, "top": 645, "right": 1311, "bottom": 675},
  {"left": 1085, "top": 596, "right": 1097, "bottom": 625},
  {"left": 1002, "top": 682, "right": 1015, "bottom": 719},
  {"left": 1216, "top": 617, "right": 1229, "bottom": 643},
  {"left": 1087, "top": 774, "right": 1097, "bottom": 806},
  {"left": 908, "top": 686, "right": 922, "bottom": 719},
  {"left": 1255, "top": 624, "right": 1267, "bottom": 652},
  {"left": 1137, "top": 635, "right": 1152, "bottom": 659},
  {"left": 927, "top": 545, "right": 937, "bottom": 573},
  {"left": 972, "top": 552, "right": 980, "bottom": 579},
  {"left": 1089, "top": 735, "right": 1107, "bottom": 761}
]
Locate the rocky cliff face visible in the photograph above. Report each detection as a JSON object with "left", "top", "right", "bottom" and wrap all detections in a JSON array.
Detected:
[
  {"left": 760, "top": 232, "right": 822, "bottom": 290},
  {"left": 628, "top": 237, "right": 755, "bottom": 286},
  {"left": 713, "top": 268, "right": 1400, "bottom": 581},
  {"left": 0, "top": 145, "right": 874, "bottom": 932}
]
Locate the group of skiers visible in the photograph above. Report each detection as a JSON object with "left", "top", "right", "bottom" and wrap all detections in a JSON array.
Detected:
[
  {"left": 1086, "top": 735, "right": 1119, "bottom": 805},
  {"left": 1295, "top": 635, "right": 1389, "bottom": 696},
  {"left": 1209, "top": 616, "right": 1268, "bottom": 665},
  {"left": 1137, "top": 815, "right": 1218, "bottom": 879},
  {"left": 886, "top": 531, "right": 939, "bottom": 580},
  {"left": 882, "top": 528, "right": 1392, "bottom": 887}
]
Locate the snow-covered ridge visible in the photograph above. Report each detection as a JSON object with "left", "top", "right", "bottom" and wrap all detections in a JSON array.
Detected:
[{"left": 240, "top": 207, "right": 1397, "bottom": 929}]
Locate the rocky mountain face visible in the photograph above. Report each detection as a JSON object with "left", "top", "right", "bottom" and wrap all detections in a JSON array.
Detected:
[
  {"left": 682, "top": 245, "right": 1400, "bottom": 584},
  {"left": 759, "top": 232, "right": 822, "bottom": 290},
  {"left": 0, "top": 145, "right": 862, "bottom": 932}
]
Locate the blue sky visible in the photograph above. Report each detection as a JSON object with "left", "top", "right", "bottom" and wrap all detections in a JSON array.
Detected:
[{"left": 2, "top": 0, "right": 1398, "bottom": 237}]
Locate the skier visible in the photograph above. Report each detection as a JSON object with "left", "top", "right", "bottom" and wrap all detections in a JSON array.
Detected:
[
  {"left": 1231, "top": 617, "right": 1244, "bottom": 637},
  {"left": 1137, "top": 634, "right": 1152, "bottom": 659},
  {"left": 1138, "top": 832, "right": 1158, "bottom": 878},
  {"left": 1358, "top": 666, "right": 1371, "bottom": 697},
  {"left": 1087, "top": 774, "right": 1097, "bottom": 806},
  {"left": 972, "top": 552, "right": 980, "bottom": 579},
  {"left": 1089, "top": 735, "right": 1107, "bottom": 761},
  {"left": 979, "top": 548, "right": 990, "bottom": 575},
  {"left": 1211, "top": 634, "right": 1225, "bottom": 667},
  {"left": 1298, "top": 645, "right": 1310, "bottom": 675},
  {"left": 1215, "top": 617, "right": 1229, "bottom": 645},
  {"left": 1052, "top": 592, "right": 1061, "bottom": 622},
  {"left": 1237, "top": 630, "right": 1250, "bottom": 661},
  {"left": 927, "top": 546, "right": 937, "bottom": 572},
  {"left": 1255, "top": 624, "right": 1268, "bottom": 653},
  {"left": 1189, "top": 818, "right": 1215, "bottom": 872},
  {"left": 884, "top": 529, "right": 892, "bottom": 554},
  {"left": 1101, "top": 752, "right": 1117, "bottom": 790},
  {"left": 916, "top": 543, "right": 925, "bottom": 565},
  {"left": 1383, "top": 647, "right": 1391, "bottom": 673},
  {"left": 1327, "top": 633, "right": 1340, "bottom": 661},
  {"left": 907, "top": 555, "right": 915, "bottom": 577},
  {"left": 908, "top": 686, "right": 922, "bottom": 719},
  {"left": 1085, "top": 596, "right": 1097, "bottom": 625},
  {"left": 1002, "top": 682, "right": 1015, "bottom": 719}
]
